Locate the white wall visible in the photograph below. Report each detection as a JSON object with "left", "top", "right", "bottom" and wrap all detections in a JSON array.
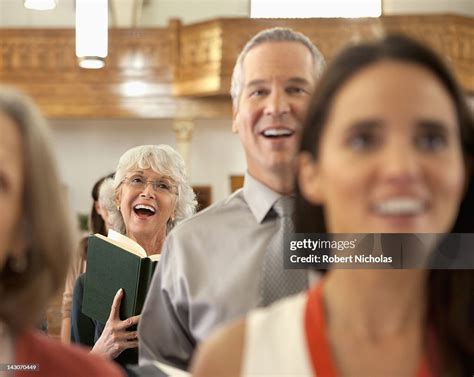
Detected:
[
  {"left": 383, "top": 0, "right": 474, "bottom": 16},
  {"left": 141, "top": 0, "right": 250, "bottom": 26},
  {"left": 49, "top": 118, "right": 246, "bottom": 216},
  {"left": 188, "top": 119, "right": 246, "bottom": 200}
]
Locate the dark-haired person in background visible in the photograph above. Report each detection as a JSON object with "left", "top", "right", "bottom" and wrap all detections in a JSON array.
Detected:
[
  {"left": 192, "top": 35, "right": 474, "bottom": 377},
  {"left": 61, "top": 172, "right": 114, "bottom": 344}
]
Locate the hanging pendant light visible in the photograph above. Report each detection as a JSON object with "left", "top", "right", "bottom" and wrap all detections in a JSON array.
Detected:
[
  {"left": 76, "top": 0, "right": 108, "bottom": 69},
  {"left": 24, "top": 0, "right": 57, "bottom": 10}
]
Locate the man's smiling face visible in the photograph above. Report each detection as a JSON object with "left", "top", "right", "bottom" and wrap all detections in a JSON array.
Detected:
[{"left": 232, "top": 41, "right": 315, "bottom": 183}]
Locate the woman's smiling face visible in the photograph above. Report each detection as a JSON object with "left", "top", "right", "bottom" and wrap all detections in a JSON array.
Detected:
[
  {"left": 299, "top": 61, "right": 465, "bottom": 233},
  {"left": 117, "top": 168, "right": 177, "bottom": 239}
]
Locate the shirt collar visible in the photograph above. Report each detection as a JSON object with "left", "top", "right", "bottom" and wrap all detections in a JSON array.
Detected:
[{"left": 243, "top": 172, "right": 282, "bottom": 224}]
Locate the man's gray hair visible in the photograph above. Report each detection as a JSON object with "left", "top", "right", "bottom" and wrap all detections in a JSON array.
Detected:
[
  {"left": 230, "top": 27, "right": 326, "bottom": 108},
  {"left": 105, "top": 144, "right": 197, "bottom": 235}
]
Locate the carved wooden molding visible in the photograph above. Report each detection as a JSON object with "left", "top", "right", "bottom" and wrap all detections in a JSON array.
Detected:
[
  {"left": 0, "top": 15, "right": 472, "bottom": 119},
  {"left": 0, "top": 27, "right": 232, "bottom": 118},
  {"left": 0, "top": 28, "right": 170, "bottom": 118},
  {"left": 173, "top": 15, "right": 473, "bottom": 96},
  {"left": 171, "top": 19, "right": 225, "bottom": 96}
]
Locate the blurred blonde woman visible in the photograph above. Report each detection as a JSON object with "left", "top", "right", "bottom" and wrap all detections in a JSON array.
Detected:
[{"left": 0, "top": 86, "right": 123, "bottom": 376}]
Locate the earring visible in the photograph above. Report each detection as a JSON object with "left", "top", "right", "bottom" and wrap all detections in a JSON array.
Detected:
[{"left": 8, "top": 253, "right": 27, "bottom": 273}]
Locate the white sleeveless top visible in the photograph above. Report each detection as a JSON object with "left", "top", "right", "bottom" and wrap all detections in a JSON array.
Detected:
[{"left": 242, "top": 292, "right": 314, "bottom": 377}]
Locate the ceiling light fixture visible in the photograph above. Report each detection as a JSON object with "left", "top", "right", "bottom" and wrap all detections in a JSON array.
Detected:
[{"left": 75, "top": 0, "right": 108, "bottom": 69}]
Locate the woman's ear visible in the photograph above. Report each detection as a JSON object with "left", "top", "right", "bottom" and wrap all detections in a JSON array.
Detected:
[
  {"left": 170, "top": 201, "right": 178, "bottom": 222},
  {"left": 115, "top": 190, "right": 121, "bottom": 211},
  {"left": 169, "top": 209, "right": 176, "bottom": 223},
  {"left": 298, "top": 152, "right": 324, "bottom": 205}
]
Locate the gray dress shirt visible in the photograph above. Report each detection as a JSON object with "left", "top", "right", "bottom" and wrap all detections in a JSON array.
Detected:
[{"left": 138, "top": 173, "right": 302, "bottom": 370}]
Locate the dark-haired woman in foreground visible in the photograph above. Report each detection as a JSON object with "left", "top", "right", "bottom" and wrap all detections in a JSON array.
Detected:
[{"left": 191, "top": 35, "right": 474, "bottom": 377}]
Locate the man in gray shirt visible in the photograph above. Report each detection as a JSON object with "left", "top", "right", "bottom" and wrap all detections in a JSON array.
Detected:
[{"left": 138, "top": 27, "right": 325, "bottom": 370}]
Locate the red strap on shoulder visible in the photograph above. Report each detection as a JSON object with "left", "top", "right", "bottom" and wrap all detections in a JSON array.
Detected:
[
  {"left": 304, "top": 282, "right": 435, "bottom": 377},
  {"left": 304, "top": 282, "right": 338, "bottom": 377},
  {"left": 416, "top": 357, "right": 434, "bottom": 377}
]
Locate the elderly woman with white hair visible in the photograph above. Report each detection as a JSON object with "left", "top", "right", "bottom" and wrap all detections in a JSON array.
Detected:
[{"left": 71, "top": 144, "right": 196, "bottom": 366}]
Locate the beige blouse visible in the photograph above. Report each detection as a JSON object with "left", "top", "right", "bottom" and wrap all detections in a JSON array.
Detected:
[{"left": 61, "top": 240, "right": 87, "bottom": 320}]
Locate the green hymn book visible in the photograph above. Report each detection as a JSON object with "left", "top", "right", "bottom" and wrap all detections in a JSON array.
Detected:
[{"left": 82, "top": 231, "right": 160, "bottom": 324}]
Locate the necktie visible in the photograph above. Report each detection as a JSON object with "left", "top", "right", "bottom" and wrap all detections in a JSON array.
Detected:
[{"left": 260, "top": 196, "right": 308, "bottom": 307}]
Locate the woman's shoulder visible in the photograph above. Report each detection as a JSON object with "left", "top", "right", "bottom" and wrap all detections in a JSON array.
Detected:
[
  {"left": 15, "top": 330, "right": 124, "bottom": 377},
  {"left": 191, "top": 318, "right": 245, "bottom": 377},
  {"left": 192, "top": 292, "right": 310, "bottom": 377},
  {"left": 241, "top": 292, "right": 311, "bottom": 375}
]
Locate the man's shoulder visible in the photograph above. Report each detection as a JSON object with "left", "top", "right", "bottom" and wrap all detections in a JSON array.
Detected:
[{"left": 171, "top": 189, "right": 248, "bottom": 233}]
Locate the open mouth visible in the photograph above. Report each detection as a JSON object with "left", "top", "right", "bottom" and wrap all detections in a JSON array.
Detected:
[
  {"left": 133, "top": 204, "right": 156, "bottom": 217},
  {"left": 373, "top": 198, "right": 426, "bottom": 217},
  {"left": 261, "top": 128, "right": 295, "bottom": 139}
]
